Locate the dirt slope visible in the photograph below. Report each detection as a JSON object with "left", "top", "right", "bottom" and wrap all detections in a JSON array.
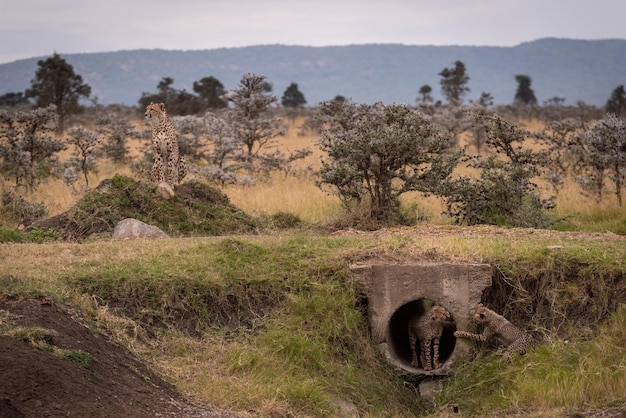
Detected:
[{"left": 0, "top": 297, "right": 235, "bottom": 418}]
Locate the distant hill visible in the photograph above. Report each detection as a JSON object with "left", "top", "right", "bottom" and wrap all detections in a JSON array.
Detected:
[{"left": 1, "top": 38, "right": 625, "bottom": 107}]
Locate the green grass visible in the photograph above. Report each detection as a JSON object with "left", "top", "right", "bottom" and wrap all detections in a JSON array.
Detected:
[
  {"left": 1, "top": 228, "right": 625, "bottom": 416},
  {"left": 0, "top": 226, "right": 62, "bottom": 243},
  {"left": 437, "top": 305, "right": 626, "bottom": 415},
  {"left": 59, "top": 349, "right": 93, "bottom": 369},
  {"left": 1, "top": 324, "right": 93, "bottom": 369}
]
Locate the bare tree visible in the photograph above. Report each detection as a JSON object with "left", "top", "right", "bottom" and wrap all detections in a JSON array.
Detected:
[{"left": 66, "top": 126, "right": 101, "bottom": 187}]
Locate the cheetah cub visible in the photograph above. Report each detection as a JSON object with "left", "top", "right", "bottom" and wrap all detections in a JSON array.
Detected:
[
  {"left": 408, "top": 305, "right": 454, "bottom": 370},
  {"left": 454, "top": 305, "right": 533, "bottom": 357}
]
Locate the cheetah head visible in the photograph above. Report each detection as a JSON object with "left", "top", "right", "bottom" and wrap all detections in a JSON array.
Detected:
[
  {"left": 472, "top": 305, "right": 490, "bottom": 325},
  {"left": 145, "top": 102, "right": 166, "bottom": 121},
  {"left": 429, "top": 305, "right": 454, "bottom": 324}
]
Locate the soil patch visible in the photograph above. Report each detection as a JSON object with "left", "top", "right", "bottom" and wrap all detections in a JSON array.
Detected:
[{"left": 0, "top": 297, "right": 235, "bottom": 417}]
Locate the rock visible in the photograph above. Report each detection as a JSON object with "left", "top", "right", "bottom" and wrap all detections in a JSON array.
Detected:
[
  {"left": 418, "top": 378, "right": 443, "bottom": 406},
  {"left": 156, "top": 182, "right": 175, "bottom": 199},
  {"left": 112, "top": 218, "right": 168, "bottom": 239}
]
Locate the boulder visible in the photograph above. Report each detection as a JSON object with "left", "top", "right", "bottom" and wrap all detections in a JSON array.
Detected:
[
  {"left": 155, "top": 182, "right": 175, "bottom": 199},
  {"left": 112, "top": 218, "right": 168, "bottom": 239}
]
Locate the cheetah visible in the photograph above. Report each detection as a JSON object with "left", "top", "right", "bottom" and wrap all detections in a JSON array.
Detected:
[
  {"left": 144, "top": 102, "right": 187, "bottom": 186},
  {"left": 408, "top": 305, "right": 454, "bottom": 370},
  {"left": 454, "top": 305, "right": 533, "bottom": 357}
]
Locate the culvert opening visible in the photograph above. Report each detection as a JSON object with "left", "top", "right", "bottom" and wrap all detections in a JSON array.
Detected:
[{"left": 387, "top": 299, "right": 457, "bottom": 371}]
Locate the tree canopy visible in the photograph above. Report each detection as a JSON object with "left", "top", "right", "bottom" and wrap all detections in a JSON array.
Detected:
[
  {"left": 606, "top": 85, "right": 626, "bottom": 116},
  {"left": 439, "top": 61, "right": 470, "bottom": 106},
  {"left": 25, "top": 53, "right": 91, "bottom": 132},
  {"left": 513, "top": 74, "right": 538, "bottom": 106},
  {"left": 193, "top": 76, "right": 228, "bottom": 109},
  {"left": 316, "top": 100, "right": 460, "bottom": 223},
  {"left": 223, "top": 73, "right": 285, "bottom": 157},
  {"left": 138, "top": 77, "right": 205, "bottom": 115},
  {"left": 0, "top": 106, "right": 64, "bottom": 190},
  {"left": 281, "top": 82, "right": 307, "bottom": 108},
  {"left": 417, "top": 84, "right": 434, "bottom": 104}
]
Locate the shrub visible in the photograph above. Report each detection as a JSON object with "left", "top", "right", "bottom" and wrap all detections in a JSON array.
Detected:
[
  {"left": 316, "top": 100, "right": 460, "bottom": 224},
  {"left": 569, "top": 114, "right": 626, "bottom": 206},
  {"left": 1, "top": 189, "right": 48, "bottom": 225},
  {"left": 440, "top": 113, "right": 555, "bottom": 227}
]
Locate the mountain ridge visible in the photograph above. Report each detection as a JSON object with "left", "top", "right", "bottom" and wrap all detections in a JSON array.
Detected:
[{"left": 1, "top": 38, "right": 624, "bottom": 107}]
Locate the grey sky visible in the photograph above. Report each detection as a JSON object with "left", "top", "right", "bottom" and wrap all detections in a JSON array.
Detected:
[{"left": 1, "top": 0, "right": 625, "bottom": 64}]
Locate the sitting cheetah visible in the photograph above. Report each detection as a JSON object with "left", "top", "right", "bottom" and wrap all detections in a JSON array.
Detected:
[
  {"left": 144, "top": 102, "right": 187, "bottom": 186},
  {"left": 454, "top": 305, "right": 533, "bottom": 357},
  {"left": 408, "top": 305, "right": 454, "bottom": 370}
]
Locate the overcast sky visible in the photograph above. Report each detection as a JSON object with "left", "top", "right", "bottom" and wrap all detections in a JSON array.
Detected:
[{"left": 1, "top": 0, "right": 625, "bottom": 64}]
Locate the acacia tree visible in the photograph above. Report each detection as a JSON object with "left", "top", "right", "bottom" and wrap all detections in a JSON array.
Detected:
[
  {"left": 0, "top": 92, "right": 29, "bottom": 107},
  {"left": 193, "top": 76, "right": 228, "bottom": 109},
  {"left": 25, "top": 53, "right": 91, "bottom": 132},
  {"left": 316, "top": 100, "right": 460, "bottom": 223},
  {"left": 223, "top": 73, "right": 286, "bottom": 160},
  {"left": 65, "top": 126, "right": 101, "bottom": 188},
  {"left": 194, "top": 74, "right": 310, "bottom": 184},
  {"left": 540, "top": 118, "right": 586, "bottom": 192},
  {"left": 467, "top": 102, "right": 491, "bottom": 154},
  {"left": 96, "top": 112, "right": 133, "bottom": 163},
  {"left": 0, "top": 105, "right": 64, "bottom": 190},
  {"left": 199, "top": 113, "right": 240, "bottom": 184},
  {"left": 139, "top": 77, "right": 204, "bottom": 115},
  {"left": 417, "top": 84, "right": 434, "bottom": 104},
  {"left": 439, "top": 61, "right": 470, "bottom": 106},
  {"left": 513, "top": 74, "right": 538, "bottom": 106},
  {"left": 477, "top": 92, "right": 494, "bottom": 107},
  {"left": 139, "top": 77, "right": 175, "bottom": 108},
  {"left": 606, "top": 85, "right": 626, "bottom": 116},
  {"left": 440, "top": 113, "right": 555, "bottom": 228},
  {"left": 281, "top": 82, "right": 307, "bottom": 108},
  {"left": 569, "top": 114, "right": 626, "bottom": 205}
]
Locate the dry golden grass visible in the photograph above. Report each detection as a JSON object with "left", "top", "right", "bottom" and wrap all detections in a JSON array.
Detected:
[
  {"left": 224, "top": 175, "right": 342, "bottom": 223},
  {"left": 7, "top": 116, "right": 626, "bottom": 229},
  {"left": 221, "top": 118, "right": 343, "bottom": 223}
]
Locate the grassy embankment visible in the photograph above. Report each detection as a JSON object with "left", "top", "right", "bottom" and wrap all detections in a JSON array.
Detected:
[{"left": 2, "top": 227, "right": 625, "bottom": 416}]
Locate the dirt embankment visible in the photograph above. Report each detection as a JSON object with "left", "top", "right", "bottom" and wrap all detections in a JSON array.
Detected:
[{"left": 0, "top": 297, "right": 235, "bottom": 418}]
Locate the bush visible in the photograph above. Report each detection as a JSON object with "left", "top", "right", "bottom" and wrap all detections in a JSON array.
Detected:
[
  {"left": 1, "top": 189, "right": 48, "bottom": 225},
  {"left": 439, "top": 113, "right": 555, "bottom": 228},
  {"left": 316, "top": 100, "right": 460, "bottom": 225},
  {"left": 268, "top": 211, "right": 303, "bottom": 229}
]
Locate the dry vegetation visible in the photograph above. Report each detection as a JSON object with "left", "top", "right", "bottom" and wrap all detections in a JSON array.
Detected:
[{"left": 12, "top": 115, "right": 626, "bottom": 230}]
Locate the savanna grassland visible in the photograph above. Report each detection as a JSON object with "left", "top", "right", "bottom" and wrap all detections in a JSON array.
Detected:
[
  {"left": 1, "top": 115, "right": 626, "bottom": 417},
  {"left": 22, "top": 116, "right": 626, "bottom": 231}
]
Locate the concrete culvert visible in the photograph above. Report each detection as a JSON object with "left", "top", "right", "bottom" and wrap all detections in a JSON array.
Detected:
[
  {"left": 387, "top": 299, "right": 457, "bottom": 372},
  {"left": 350, "top": 262, "right": 492, "bottom": 376}
]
